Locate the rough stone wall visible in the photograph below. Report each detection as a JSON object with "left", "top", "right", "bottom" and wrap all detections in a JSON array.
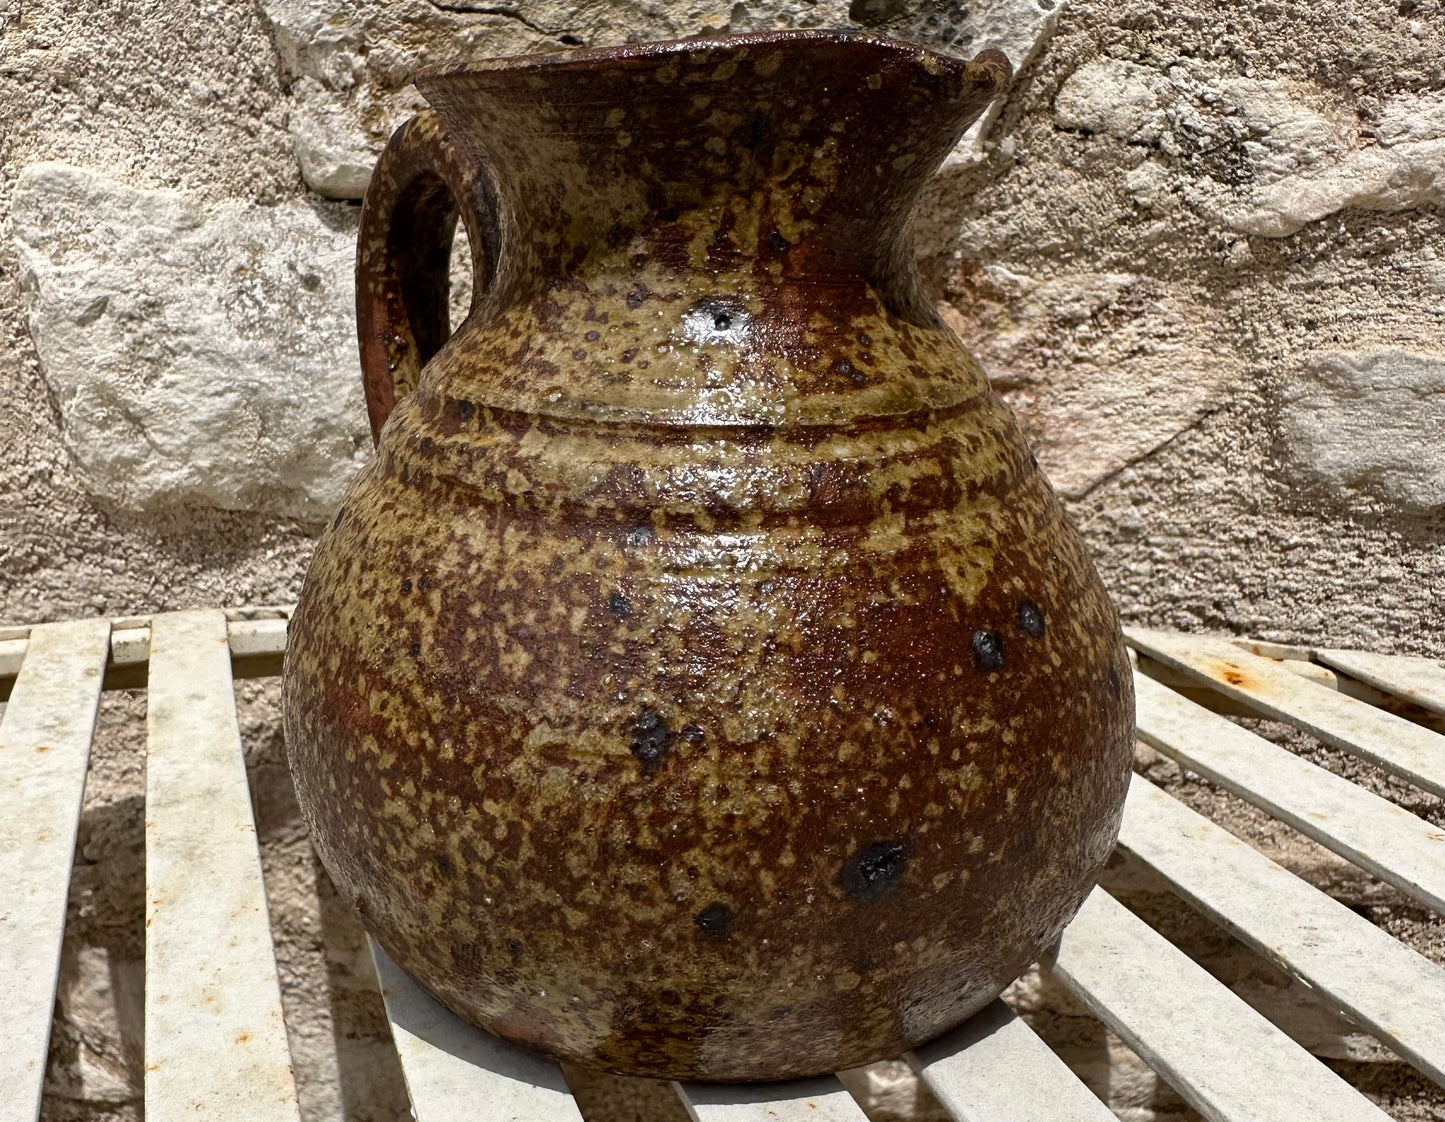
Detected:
[{"left": 0, "top": 0, "right": 1441, "bottom": 1120}]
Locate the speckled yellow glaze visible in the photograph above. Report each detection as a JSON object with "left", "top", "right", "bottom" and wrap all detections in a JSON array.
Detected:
[{"left": 282, "top": 30, "right": 1135, "bottom": 1081}]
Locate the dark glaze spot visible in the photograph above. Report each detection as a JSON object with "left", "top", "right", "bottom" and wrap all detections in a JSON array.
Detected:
[
  {"left": 585, "top": 330, "right": 600, "bottom": 342},
  {"left": 434, "top": 852, "right": 453, "bottom": 875},
  {"left": 608, "top": 590, "right": 633, "bottom": 617},
  {"left": 408, "top": 641, "right": 421, "bottom": 658},
  {"left": 620, "top": 348, "right": 637, "bottom": 363},
  {"left": 854, "top": 951, "right": 874, "bottom": 973},
  {"left": 694, "top": 902, "right": 733, "bottom": 939},
  {"left": 1108, "top": 666, "right": 1122, "bottom": 698},
  {"left": 630, "top": 709, "right": 672, "bottom": 778},
  {"left": 713, "top": 312, "right": 732, "bottom": 331},
  {"left": 626, "top": 289, "right": 645, "bottom": 309},
  {"left": 767, "top": 229, "right": 790, "bottom": 253},
  {"left": 832, "top": 356, "right": 867, "bottom": 385},
  {"left": 456, "top": 399, "right": 475, "bottom": 420},
  {"left": 857, "top": 332, "right": 872, "bottom": 346},
  {"left": 331, "top": 506, "right": 345, "bottom": 530},
  {"left": 839, "top": 839, "right": 913, "bottom": 901},
  {"left": 1018, "top": 599, "right": 1045, "bottom": 639},
  {"left": 400, "top": 578, "right": 413, "bottom": 594},
  {"left": 659, "top": 989, "right": 681, "bottom": 1006},
  {"left": 506, "top": 938, "right": 523, "bottom": 958},
  {"left": 737, "top": 109, "right": 773, "bottom": 150},
  {"left": 572, "top": 348, "right": 587, "bottom": 361},
  {"left": 682, "top": 723, "right": 705, "bottom": 743},
  {"left": 625, "top": 525, "right": 656, "bottom": 547},
  {"left": 971, "top": 628, "right": 1005, "bottom": 670}
]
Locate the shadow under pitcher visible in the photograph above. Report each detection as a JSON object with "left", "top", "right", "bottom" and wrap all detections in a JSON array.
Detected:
[{"left": 281, "top": 29, "right": 1135, "bottom": 1081}]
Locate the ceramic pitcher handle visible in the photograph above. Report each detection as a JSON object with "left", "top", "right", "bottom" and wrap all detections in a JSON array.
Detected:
[{"left": 356, "top": 110, "right": 495, "bottom": 445}]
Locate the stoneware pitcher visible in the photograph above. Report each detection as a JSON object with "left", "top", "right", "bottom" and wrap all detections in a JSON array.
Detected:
[{"left": 282, "top": 29, "right": 1135, "bottom": 1081}]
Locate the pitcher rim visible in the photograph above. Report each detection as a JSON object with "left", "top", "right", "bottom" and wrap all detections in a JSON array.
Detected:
[{"left": 416, "top": 28, "right": 1012, "bottom": 88}]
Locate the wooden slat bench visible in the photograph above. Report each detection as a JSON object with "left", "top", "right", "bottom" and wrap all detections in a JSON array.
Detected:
[{"left": 2, "top": 609, "right": 1442, "bottom": 1121}]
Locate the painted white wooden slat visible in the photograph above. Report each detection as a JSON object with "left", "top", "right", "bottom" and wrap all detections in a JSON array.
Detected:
[
  {"left": 226, "top": 617, "right": 289, "bottom": 659},
  {"left": 1119, "top": 773, "right": 1445, "bottom": 1083},
  {"left": 2, "top": 610, "right": 294, "bottom": 693},
  {"left": 0, "top": 619, "right": 110, "bottom": 1122},
  {"left": 1231, "top": 638, "right": 1313, "bottom": 661},
  {"left": 909, "top": 999, "right": 1115, "bottom": 1122},
  {"left": 222, "top": 605, "right": 294, "bottom": 622},
  {"left": 1128, "top": 627, "right": 1445, "bottom": 798},
  {"left": 1315, "top": 647, "right": 1445, "bottom": 718},
  {"left": 369, "top": 940, "right": 585, "bottom": 1122},
  {"left": 144, "top": 611, "right": 300, "bottom": 1122},
  {"left": 680, "top": 1075, "right": 871, "bottom": 1122},
  {"left": 0, "top": 637, "right": 26, "bottom": 680},
  {"left": 1049, "top": 888, "right": 1394, "bottom": 1122},
  {"left": 1133, "top": 671, "right": 1445, "bottom": 915},
  {"left": 110, "top": 626, "right": 150, "bottom": 668}
]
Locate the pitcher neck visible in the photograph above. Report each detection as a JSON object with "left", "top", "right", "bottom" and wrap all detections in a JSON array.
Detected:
[{"left": 418, "top": 32, "right": 1008, "bottom": 310}]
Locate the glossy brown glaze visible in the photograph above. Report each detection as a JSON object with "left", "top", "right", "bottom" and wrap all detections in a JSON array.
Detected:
[{"left": 282, "top": 30, "right": 1135, "bottom": 1081}]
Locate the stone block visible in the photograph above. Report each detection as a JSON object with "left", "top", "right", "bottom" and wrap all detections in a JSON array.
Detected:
[
  {"left": 944, "top": 270, "right": 1242, "bottom": 498},
  {"left": 1054, "top": 57, "right": 1172, "bottom": 144},
  {"left": 1055, "top": 56, "right": 1445, "bottom": 237},
  {"left": 12, "top": 163, "right": 367, "bottom": 520},
  {"left": 1281, "top": 349, "right": 1445, "bottom": 512}
]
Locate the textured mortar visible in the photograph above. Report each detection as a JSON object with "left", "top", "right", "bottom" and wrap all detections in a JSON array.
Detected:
[{"left": 0, "top": 0, "right": 1441, "bottom": 1117}]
